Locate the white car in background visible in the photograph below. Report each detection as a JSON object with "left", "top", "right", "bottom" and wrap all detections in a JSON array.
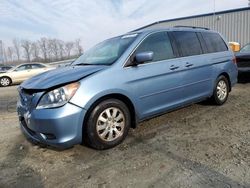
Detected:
[{"left": 0, "top": 63, "right": 55, "bottom": 87}]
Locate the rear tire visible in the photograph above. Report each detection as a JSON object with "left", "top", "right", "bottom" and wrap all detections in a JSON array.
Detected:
[
  {"left": 83, "top": 99, "right": 131, "bottom": 150},
  {"left": 211, "top": 75, "right": 229, "bottom": 105},
  {"left": 0, "top": 77, "right": 11, "bottom": 87}
]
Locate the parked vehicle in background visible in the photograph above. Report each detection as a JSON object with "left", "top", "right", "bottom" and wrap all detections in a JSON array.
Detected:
[
  {"left": 0, "top": 65, "right": 13, "bottom": 73},
  {"left": 17, "top": 27, "right": 238, "bottom": 150},
  {"left": 0, "top": 63, "right": 55, "bottom": 87},
  {"left": 235, "top": 43, "right": 250, "bottom": 73}
]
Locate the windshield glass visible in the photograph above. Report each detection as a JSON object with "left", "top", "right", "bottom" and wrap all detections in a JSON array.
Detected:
[
  {"left": 240, "top": 44, "right": 250, "bottom": 53},
  {"left": 72, "top": 34, "right": 138, "bottom": 66}
]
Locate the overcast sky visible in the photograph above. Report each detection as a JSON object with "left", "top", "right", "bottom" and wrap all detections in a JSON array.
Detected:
[{"left": 0, "top": 0, "right": 248, "bottom": 49}]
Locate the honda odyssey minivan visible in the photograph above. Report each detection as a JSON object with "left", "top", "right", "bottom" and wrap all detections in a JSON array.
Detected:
[{"left": 17, "top": 26, "right": 238, "bottom": 150}]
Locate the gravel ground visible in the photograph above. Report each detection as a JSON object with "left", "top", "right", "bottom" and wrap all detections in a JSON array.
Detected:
[{"left": 0, "top": 76, "right": 250, "bottom": 188}]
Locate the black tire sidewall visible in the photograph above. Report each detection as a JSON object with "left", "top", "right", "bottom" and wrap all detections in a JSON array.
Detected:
[
  {"left": 84, "top": 99, "right": 131, "bottom": 150},
  {"left": 213, "top": 76, "right": 229, "bottom": 105}
]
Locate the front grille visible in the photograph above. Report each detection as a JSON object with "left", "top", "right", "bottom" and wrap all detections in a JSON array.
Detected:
[{"left": 237, "top": 61, "right": 250, "bottom": 68}]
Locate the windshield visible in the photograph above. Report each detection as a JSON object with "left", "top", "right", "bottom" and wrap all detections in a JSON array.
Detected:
[
  {"left": 72, "top": 34, "right": 138, "bottom": 66},
  {"left": 240, "top": 44, "right": 250, "bottom": 53}
]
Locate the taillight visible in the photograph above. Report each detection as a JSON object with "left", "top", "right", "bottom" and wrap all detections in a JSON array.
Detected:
[{"left": 233, "top": 57, "right": 237, "bottom": 64}]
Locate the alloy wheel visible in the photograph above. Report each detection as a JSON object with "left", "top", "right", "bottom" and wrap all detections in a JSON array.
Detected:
[
  {"left": 96, "top": 107, "right": 125, "bottom": 142},
  {"left": 0, "top": 78, "right": 10, "bottom": 86},
  {"left": 216, "top": 80, "right": 228, "bottom": 101}
]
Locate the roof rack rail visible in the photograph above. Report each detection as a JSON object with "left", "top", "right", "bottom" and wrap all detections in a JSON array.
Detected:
[{"left": 174, "top": 25, "right": 210, "bottom": 30}]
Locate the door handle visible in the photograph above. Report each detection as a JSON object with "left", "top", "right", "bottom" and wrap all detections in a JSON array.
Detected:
[
  {"left": 185, "top": 62, "right": 194, "bottom": 67},
  {"left": 170, "top": 65, "right": 179, "bottom": 70}
]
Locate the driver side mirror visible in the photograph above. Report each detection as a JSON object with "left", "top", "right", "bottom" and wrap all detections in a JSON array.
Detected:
[{"left": 133, "top": 51, "right": 154, "bottom": 65}]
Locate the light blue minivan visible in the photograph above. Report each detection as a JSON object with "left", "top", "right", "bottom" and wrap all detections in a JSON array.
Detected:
[{"left": 17, "top": 26, "right": 238, "bottom": 150}]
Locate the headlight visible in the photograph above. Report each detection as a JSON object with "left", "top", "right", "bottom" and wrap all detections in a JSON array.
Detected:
[{"left": 36, "top": 82, "right": 80, "bottom": 109}]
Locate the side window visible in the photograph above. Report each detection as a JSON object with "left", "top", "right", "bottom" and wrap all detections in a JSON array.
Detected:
[
  {"left": 15, "top": 65, "right": 27, "bottom": 71},
  {"left": 31, "top": 64, "right": 45, "bottom": 69},
  {"left": 202, "top": 32, "right": 228, "bottom": 53},
  {"left": 135, "top": 32, "right": 175, "bottom": 63},
  {"left": 240, "top": 44, "right": 250, "bottom": 53},
  {"left": 173, "top": 31, "right": 202, "bottom": 57}
]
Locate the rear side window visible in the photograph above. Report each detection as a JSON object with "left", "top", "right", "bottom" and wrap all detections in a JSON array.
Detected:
[
  {"left": 202, "top": 32, "right": 228, "bottom": 53},
  {"left": 31, "top": 64, "right": 45, "bottom": 69},
  {"left": 135, "top": 32, "right": 174, "bottom": 62},
  {"left": 173, "top": 31, "right": 202, "bottom": 57}
]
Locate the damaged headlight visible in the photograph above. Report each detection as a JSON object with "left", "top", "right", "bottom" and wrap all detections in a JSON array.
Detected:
[{"left": 36, "top": 82, "right": 80, "bottom": 109}]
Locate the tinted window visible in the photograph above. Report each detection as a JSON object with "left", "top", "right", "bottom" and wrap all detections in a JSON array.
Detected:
[
  {"left": 32, "top": 64, "right": 45, "bottom": 69},
  {"left": 135, "top": 32, "right": 174, "bottom": 63},
  {"left": 173, "top": 31, "right": 202, "bottom": 56},
  {"left": 0, "top": 66, "right": 11, "bottom": 71},
  {"left": 202, "top": 32, "right": 228, "bottom": 53}
]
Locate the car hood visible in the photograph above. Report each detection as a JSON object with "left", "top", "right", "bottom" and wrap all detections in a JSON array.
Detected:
[
  {"left": 21, "top": 65, "right": 107, "bottom": 90},
  {"left": 235, "top": 52, "right": 250, "bottom": 58}
]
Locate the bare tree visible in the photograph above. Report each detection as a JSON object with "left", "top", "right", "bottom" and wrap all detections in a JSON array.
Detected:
[
  {"left": 21, "top": 40, "right": 32, "bottom": 62},
  {"left": 31, "top": 42, "right": 40, "bottom": 61},
  {"left": 7, "top": 47, "right": 14, "bottom": 62},
  {"left": 75, "top": 39, "right": 83, "bottom": 56},
  {"left": 3, "top": 47, "right": 8, "bottom": 63},
  {"left": 65, "top": 42, "right": 74, "bottom": 58},
  {"left": 1, "top": 37, "right": 82, "bottom": 63},
  {"left": 0, "top": 40, "right": 4, "bottom": 63},
  {"left": 39, "top": 38, "right": 48, "bottom": 62},
  {"left": 48, "top": 39, "right": 59, "bottom": 61},
  {"left": 13, "top": 38, "right": 21, "bottom": 62},
  {"left": 57, "top": 40, "right": 65, "bottom": 60}
]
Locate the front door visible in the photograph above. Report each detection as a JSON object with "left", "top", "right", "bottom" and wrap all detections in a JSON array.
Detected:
[{"left": 124, "top": 31, "right": 185, "bottom": 119}]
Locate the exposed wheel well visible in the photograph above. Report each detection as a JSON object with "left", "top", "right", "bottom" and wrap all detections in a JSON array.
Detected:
[
  {"left": 83, "top": 94, "right": 137, "bottom": 131},
  {"left": 218, "top": 72, "right": 231, "bottom": 92}
]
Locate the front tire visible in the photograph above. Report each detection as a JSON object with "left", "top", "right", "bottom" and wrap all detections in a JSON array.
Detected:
[
  {"left": 83, "top": 99, "right": 131, "bottom": 150},
  {"left": 211, "top": 75, "right": 229, "bottom": 105},
  {"left": 0, "top": 77, "right": 11, "bottom": 87}
]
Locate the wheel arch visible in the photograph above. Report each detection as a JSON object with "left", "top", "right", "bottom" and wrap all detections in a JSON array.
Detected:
[
  {"left": 82, "top": 93, "right": 137, "bottom": 133},
  {"left": 218, "top": 72, "right": 231, "bottom": 92}
]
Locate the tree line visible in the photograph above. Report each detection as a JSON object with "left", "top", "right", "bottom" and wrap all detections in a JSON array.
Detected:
[{"left": 0, "top": 38, "right": 83, "bottom": 65}]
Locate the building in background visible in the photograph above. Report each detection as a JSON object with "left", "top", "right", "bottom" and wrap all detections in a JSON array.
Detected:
[{"left": 134, "top": 7, "right": 250, "bottom": 47}]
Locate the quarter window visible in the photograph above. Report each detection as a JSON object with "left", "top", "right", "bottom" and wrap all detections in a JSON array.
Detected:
[
  {"left": 135, "top": 32, "right": 175, "bottom": 63},
  {"left": 202, "top": 32, "right": 228, "bottom": 53},
  {"left": 173, "top": 31, "right": 202, "bottom": 57}
]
